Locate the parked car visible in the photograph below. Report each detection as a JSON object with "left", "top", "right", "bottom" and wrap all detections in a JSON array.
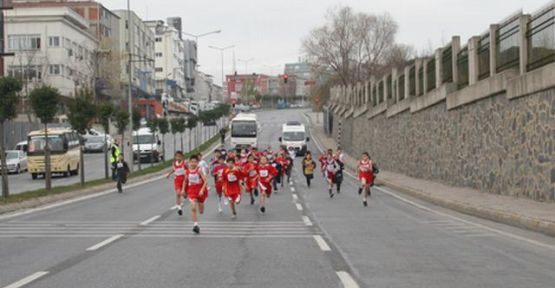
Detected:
[
  {"left": 14, "top": 141, "right": 28, "bottom": 153},
  {"left": 81, "top": 129, "right": 112, "bottom": 153},
  {"left": 84, "top": 135, "right": 109, "bottom": 153},
  {"left": 0, "top": 150, "right": 27, "bottom": 174}
]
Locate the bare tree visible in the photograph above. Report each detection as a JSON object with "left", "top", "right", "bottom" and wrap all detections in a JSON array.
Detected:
[{"left": 302, "top": 6, "right": 405, "bottom": 85}]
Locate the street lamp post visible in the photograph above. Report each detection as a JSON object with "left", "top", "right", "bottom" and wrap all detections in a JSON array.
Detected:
[
  {"left": 126, "top": 0, "right": 134, "bottom": 171},
  {"left": 208, "top": 45, "right": 235, "bottom": 101},
  {"left": 181, "top": 30, "right": 221, "bottom": 101}
]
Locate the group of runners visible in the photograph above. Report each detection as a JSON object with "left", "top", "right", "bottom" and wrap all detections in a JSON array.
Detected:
[
  {"left": 166, "top": 146, "right": 295, "bottom": 234},
  {"left": 166, "top": 143, "right": 379, "bottom": 234}
]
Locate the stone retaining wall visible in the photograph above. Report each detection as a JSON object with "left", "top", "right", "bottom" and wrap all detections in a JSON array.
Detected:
[{"left": 332, "top": 89, "right": 555, "bottom": 201}]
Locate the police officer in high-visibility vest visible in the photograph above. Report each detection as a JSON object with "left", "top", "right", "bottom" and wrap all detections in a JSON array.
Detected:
[{"left": 111, "top": 139, "right": 121, "bottom": 180}]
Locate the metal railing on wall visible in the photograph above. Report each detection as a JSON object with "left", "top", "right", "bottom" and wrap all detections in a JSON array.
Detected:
[
  {"left": 496, "top": 16, "right": 521, "bottom": 73},
  {"left": 442, "top": 47, "right": 453, "bottom": 83},
  {"left": 527, "top": 5, "right": 555, "bottom": 71},
  {"left": 478, "top": 34, "right": 491, "bottom": 80},
  {"left": 398, "top": 74, "right": 405, "bottom": 101},
  {"left": 457, "top": 47, "right": 469, "bottom": 89},
  {"left": 426, "top": 59, "right": 436, "bottom": 92}
]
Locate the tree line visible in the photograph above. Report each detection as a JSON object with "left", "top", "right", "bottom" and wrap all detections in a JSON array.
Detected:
[{"left": 0, "top": 76, "right": 231, "bottom": 198}]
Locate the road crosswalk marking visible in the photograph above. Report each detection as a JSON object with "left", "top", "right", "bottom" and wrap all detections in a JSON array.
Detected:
[{"left": 0, "top": 220, "right": 318, "bottom": 239}]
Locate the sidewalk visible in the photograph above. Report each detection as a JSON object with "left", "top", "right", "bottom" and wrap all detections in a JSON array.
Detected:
[{"left": 304, "top": 111, "right": 555, "bottom": 237}]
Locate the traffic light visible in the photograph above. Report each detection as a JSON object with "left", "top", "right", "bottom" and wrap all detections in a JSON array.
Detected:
[{"left": 283, "top": 74, "right": 288, "bottom": 84}]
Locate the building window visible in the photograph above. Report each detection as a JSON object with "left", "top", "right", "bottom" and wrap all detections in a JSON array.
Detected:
[
  {"left": 155, "top": 37, "right": 162, "bottom": 42},
  {"left": 49, "top": 64, "right": 63, "bottom": 75},
  {"left": 8, "top": 65, "right": 42, "bottom": 80},
  {"left": 155, "top": 67, "right": 163, "bottom": 72},
  {"left": 155, "top": 52, "right": 163, "bottom": 57},
  {"left": 8, "top": 34, "right": 41, "bottom": 51},
  {"left": 48, "top": 36, "right": 60, "bottom": 47},
  {"left": 125, "top": 20, "right": 128, "bottom": 29}
]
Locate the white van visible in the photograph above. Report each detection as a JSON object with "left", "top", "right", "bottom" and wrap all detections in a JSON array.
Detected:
[
  {"left": 133, "top": 127, "right": 163, "bottom": 163},
  {"left": 279, "top": 122, "right": 309, "bottom": 156},
  {"left": 230, "top": 113, "right": 258, "bottom": 149}
]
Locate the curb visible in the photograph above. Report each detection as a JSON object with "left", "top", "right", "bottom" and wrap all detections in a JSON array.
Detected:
[{"left": 304, "top": 112, "right": 555, "bottom": 238}]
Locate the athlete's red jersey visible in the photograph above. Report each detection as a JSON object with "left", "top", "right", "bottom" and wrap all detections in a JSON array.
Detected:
[
  {"left": 184, "top": 167, "right": 206, "bottom": 203},
  {"left": 172, "top": 160, "right": 187, "bottom": 192},
  {"left": 257, "top": 164, "right": 278, "bottom": 195},
  {"left": 242, "top": 162, "right": 259, "bottom": 193},
  {"left": 223, "top": 167, "right": 244, "bottom": 201},
  {"left": 318, "top": 155, "right": 326, "bottom": 171},
  {"left": 358, "top": 159, "right": 374, "bottom": 185},
  {"left": 212, "top": 163, "right": 226, "bottom": 196},
  {"left": 275, "top": 156, "right": 288, "bottom": 175}
]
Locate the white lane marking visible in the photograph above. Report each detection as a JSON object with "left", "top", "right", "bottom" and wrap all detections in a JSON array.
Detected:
[
  {"left": 3, "top": 271, "right": 49, "bottom": 288},
  {"left": 139, "top": 215, "right": 160, "bottom": 226},
  {"left": 0, "top": 136, "right": 224, "bottom": 222},
  {"left": 295, "top": 203, "right": 303, "bottom": 211},
  {"left": 374, "top": 186, "right": 555, "bottom": 252},
  {"left": 302, "top": 216, "right": 313, "bottom": 226},
  {"left": 307, "top": 121, "right": 555, "bottom": 252},
  {"left": 292, "top": 194, "right": 298, "bottom": 201},
  {"left": 85, "top": 234, "right": 124, "bottom": 251},
  {"left": 290, "top": 187, "right": 296, "bottom": 192},
  {"left": 0, "top": 234, "right": 315, "bottom": 239},
  {"left": 336, "top": 271, "right": 359, "bottom": 288},
  {"left": 313, "top": 235, "right": 331, "bottom": 251}
]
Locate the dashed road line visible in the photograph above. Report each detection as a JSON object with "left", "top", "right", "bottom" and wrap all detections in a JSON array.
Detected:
[
  {"left": 292, "top": 194, "right": 298, "bottom": 201},
  {"left": 295, "top": 203, "right": 303, "bottom": 211},
  {"left": 336, "top": 271, "right": 359, "bottom": 288},
  {"left": 302, "top": 216, "right": 313, "bottom": 226},
  {"left": 85, "top": 234, "right": 124, "bottom": 251},
  {"left": 290, "top": 187, "right": 296, "bottom": 192},
  {"left": 3, "top": 271, "right": 49, "bottom": 288},
  {"left": 139, "top": 215, "right": 161, "bottom": 226},
  {"left": 313, "top": 235, "right": 331, "bottom": 251}
]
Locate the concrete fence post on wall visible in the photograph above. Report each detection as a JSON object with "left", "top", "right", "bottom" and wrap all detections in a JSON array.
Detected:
[
  {"left": 364, "top": 81, "right": 369, "bottom": 104},
  {"left": 404, "top": 66, "right": 411, "bottom": 100},
  {"left": 451, "top": 36, "right": 461, "bottom": 85},
  {"left": 435, "top": 48, "right": 443, "bottom": 88},
  {"left": 519, "top": 14, "right": 531, "bottom": 75},
  {"left": 383, "top": 75, "right": 389, "bottom": 104},
  {"left": 468, "top": 36, "right": 481, "bottom": 85},
  {"left": 489, "top": 25, "right": 499, "bottom": 77},
  {"left": 392, "top": 68, "right": 398, "bottom": 103}
]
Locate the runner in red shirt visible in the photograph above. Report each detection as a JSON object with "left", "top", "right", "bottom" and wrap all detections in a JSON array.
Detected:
[
  {"left": 357, "top": 152, "right": 376, "bottom": 207},
  {"left": 257, "top": 155, "right": 278, "bottom": 214},
  {"left": 182, "top": 154, "right": 208, "bottom": 234},
  {"left": 211, "top": 155, "right": 227, "bottom": 213},
  {"left": 223, "top": 158, "right": 245, "bottom": 218},
  {"left": 166, "top": 151, "right": 187, "bottom": 216},
  {"left": 242, "top": 154, "right": 259, "bottom": 205},
  {"left": 324, "top": 149, "right": 340, "bottom": 198},
  {"left": 318, "top": 153, "right": 326, "bottom": 177}
]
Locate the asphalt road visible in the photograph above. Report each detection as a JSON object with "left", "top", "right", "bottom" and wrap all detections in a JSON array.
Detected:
[
  {"left": 1, "top": 109, "right": 555, "bottom": 288},
  {"left": 6, "top": 123, "right": 220, "bottom": 195}
]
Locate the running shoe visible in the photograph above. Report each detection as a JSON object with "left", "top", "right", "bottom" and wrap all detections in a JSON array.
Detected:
[
  {"left": 250, "top": 197, "right": 255, "bottom": 205},
  {"left": 260, "top": 206, "right": 266, "bottom": 213},
  {"left": 358, "top": 188, "right": 362, "bottom": 195},
  {"left": 363, "top": 200, "right": 368, "bottom": 207},
  {"left": 192, "top": 225, "right": 200, "bottom": 234},
  {"left": 329, "top": 190, "right": 334, "bottom": 198}
]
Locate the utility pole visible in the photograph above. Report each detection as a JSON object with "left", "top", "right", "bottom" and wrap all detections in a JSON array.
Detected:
[
  {"left": 208, "top": 45, "right": 234, "bottom": 103},
  {"left": 0, "top": 2, "right": 15, "bottom": 77},
  {"left": 127, "top": 0, "right": 134, "bottom": 171}
]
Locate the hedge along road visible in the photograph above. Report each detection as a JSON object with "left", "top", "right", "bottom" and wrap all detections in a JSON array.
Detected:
[{"left": 5, "top": 124, "right": 219, "bottom": 195}]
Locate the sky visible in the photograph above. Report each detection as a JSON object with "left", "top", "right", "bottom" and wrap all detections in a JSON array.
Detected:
[{"left": 100, "top": 0, "right": 550, "bottom": 85}]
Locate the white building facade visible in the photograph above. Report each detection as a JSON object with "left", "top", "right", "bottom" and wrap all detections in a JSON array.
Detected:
[
  {"left": 145, "top": 20, "right": 185, "bottom": 100},
  {"left": 113, "top": 9, "right": 156, "bottom": 97},
  {"left": 4, "top": 7, "right": 98, "bottom": 98}
]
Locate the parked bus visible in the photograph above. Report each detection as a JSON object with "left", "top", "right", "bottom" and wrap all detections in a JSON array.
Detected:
[
  {"left": 230, "top": 113, "right": 258, "bottom": 149},
  {"left": 27, "top": 128, "right": 81, "bottom": 180}
]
